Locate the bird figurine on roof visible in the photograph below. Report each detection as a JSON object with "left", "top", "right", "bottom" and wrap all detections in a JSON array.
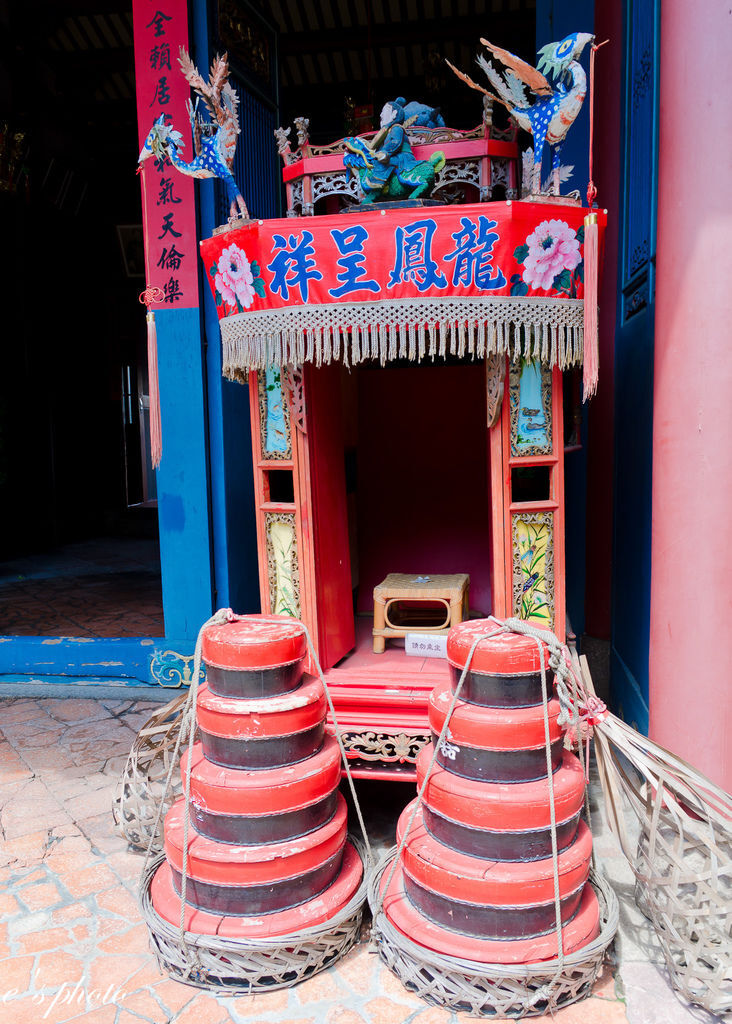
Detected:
[
  {"left": 447, "top": 32, "right": 593, "bottom": 196},
  {"left": 139, "top": 48, "right": 249, "bottom": 222}
]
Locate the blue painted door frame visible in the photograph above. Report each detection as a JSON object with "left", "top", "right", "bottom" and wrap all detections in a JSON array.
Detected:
[
  {"left": 193, "top": 0, "right": 279, "bottom": 617},
  {"left": 609, "top": 0, "right": 660, "bottom": 732}
]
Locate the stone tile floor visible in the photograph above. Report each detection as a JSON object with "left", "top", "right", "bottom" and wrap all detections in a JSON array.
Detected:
[
  {"left": 0, "top": 540, "right": 164, "bottom": 638},
  {"left": 0, "top": 695, "right": 722, "bottom": 1024}
]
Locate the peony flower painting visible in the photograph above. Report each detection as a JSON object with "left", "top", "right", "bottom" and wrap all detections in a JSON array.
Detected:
[
  {"left": 510, "top": 219, "right": 584, "bottom": 297},
  {"left": 209, "top": 242, "right": 266, "bottom": 313}
]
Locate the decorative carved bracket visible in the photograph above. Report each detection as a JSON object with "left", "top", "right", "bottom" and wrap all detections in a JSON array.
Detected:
[
  {"left": 341, "top": 731, "right": 430, "bottom": 764},
  {"left": 486, "top": 351, "right": 506, "bottom": 427}
]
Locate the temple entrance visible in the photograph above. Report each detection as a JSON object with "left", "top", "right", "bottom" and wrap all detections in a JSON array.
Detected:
[{"left": 347, "top": 360, "right": 493, "bottom": 628}]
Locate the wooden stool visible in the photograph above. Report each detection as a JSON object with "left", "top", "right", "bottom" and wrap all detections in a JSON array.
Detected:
[{"left": 373, "top": 573, "right": 470, "bottom": 654}]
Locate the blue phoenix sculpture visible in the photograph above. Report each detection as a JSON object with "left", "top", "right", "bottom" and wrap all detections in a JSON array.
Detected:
[
  {"left": 447, "top": 32, "right": 593, "bottom": 195},
  {"left": 139, "top": 48, "right": 248, "bottom": 221}
]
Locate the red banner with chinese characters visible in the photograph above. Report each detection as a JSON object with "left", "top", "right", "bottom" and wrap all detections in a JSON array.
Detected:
[
  {"left": 201, "top": 202, "right": 601, "bottom": 313},
  {"left": 199, "top": 202, "right": 605, "bottom": 376},
  {"left": 133, "top": 0, "right": 198, "bottom": 307}
]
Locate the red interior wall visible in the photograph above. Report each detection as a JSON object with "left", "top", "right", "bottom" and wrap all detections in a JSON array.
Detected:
[{"left": 355, "top": 363, "right": 492, "bottom": 615}]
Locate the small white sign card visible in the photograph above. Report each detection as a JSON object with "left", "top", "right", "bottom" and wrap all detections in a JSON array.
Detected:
[{"left": 405, "top": 633, "right": 448, "bottom": 659}]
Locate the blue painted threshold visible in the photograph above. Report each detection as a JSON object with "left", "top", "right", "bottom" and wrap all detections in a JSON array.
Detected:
[{"left": 0, "top": 636, "right": 196, "bottom": 693}]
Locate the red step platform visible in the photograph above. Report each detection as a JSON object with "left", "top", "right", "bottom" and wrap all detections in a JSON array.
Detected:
[{"left": 150, "top": 615, "right": 363, "bottom": 939}]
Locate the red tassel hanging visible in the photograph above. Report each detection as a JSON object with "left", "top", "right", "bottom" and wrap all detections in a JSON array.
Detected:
[
  {"left": 583, "top": 211, "right": 599, "bottom": 401},
  {"left": 146, "top": 309, "right": 162, "bottom": 469},
  {"left": 582, "top": 38, "right": 607, "bottom": 402}
]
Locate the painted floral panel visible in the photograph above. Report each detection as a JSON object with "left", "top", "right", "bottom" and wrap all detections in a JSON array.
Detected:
[
  {"left": 510, "top": 219, "right": 584, "bottom": 297},
  {"left": 265, "top": 513, "right": 300, "bottom": 618},
  {"left": 512, "top": 512, "right": 554, "bottom": 626}
]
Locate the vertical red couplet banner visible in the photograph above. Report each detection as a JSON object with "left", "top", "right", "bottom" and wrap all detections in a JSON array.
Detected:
[{"left": 132, "top": 0, "right": 199, "bottom": 308}]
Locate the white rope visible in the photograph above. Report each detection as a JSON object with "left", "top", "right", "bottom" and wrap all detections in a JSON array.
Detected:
[
  {"left": 373, "top": 626, "right": 507, "bottom": 918},
  {"left": 298, "top": 622, "right": 374, "bottom": 867},
  {"left": 536, "top": 633, "right": 565, "bottom": 971}
]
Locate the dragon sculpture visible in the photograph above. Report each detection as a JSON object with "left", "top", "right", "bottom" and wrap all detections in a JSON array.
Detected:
[
  {"left": 447, "top": 32, "right": 593, "bottom": 196},
  {"left": 139, "top": 48, "right": 248, "bottom": 221}
]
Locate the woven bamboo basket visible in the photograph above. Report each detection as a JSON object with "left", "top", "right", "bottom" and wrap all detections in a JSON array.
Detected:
[
  {"left": 113, "top": 694, "right": 191, "bottom": 852},
  {"left": 574, "top": 654, "right": 732, "bottom": 1016},
  {"left": 368, "top": 849, "right": 619, "bottom": 1019},
  {"left": 140, "top": 840, "right": 368, "bottom": 994}
]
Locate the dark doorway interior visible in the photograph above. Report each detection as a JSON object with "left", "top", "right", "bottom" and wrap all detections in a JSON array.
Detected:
[{"left": 0, "top": 2, "right": 163, "bottom": 636}]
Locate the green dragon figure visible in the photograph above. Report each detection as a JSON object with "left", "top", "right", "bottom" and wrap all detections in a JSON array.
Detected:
[{"left": 343, "top": 100, "right": 445, "bottom": 204}]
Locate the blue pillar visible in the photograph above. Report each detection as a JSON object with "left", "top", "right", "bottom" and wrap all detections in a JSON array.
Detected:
[{"left": 156, "top": 305, "right": 214, "bottom": 637}]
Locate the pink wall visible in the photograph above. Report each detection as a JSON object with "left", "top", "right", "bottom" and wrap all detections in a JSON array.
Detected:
[
  {"left": 650, "top": 0, "right": 732, "bottom": 790},
  {"left": 355, "top": 363, "right": 493, "bottom": 616}
]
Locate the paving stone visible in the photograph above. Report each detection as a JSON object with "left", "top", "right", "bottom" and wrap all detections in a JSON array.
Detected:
[
  {"left": 170, "top": 991, "right": 235, "bottom": 1024},
  {"left": 0, "top": 953, "right": 35, "bottom": 997},
  {"left": 97, "top": 922, "right": 150, "bottom": 955},
  {"left": 363, "top": 996, "right": 419, "bottom": 1024},
  {"left": 17, "top": 881, "right": 66, "bottom": 913},
  {"left": 153, "top": 977, "right": 201, "bottom": 1015},
  {"left": 0, "top": 892, "right": 22, "bottom": 917},
  {"left": 551, "top": 996, "right": 629, "bottom": 1022},
  {"left": 0, "top": 994, "right": 75, "bottom": 1024},
  {"left": 376, "top": 965, "right": 425, "bottom": 1005},
  {"left": 621, "top": 962, "right": 717, "bottom": 1024},
  {"left": 0, "top": 702, "right": 48, "bottom": 726},
  {"left": 52, "top": 903, "right": 94, "bottom": 926},
  {"left": 124, "top": 960, "right": 169, "bottom": 992},
  {"left": 95, "top": 887, "right": 142, "bottom": 919},
  {"left": 117, "top": 988, "right": 173, "bottom": 1023},
  {"left": 35, "top": 948, "right": 85, "bottom": 988},
  {"left": 325, "top": 1008, "right": 369, "bottom": 1024},
  {"left": 86, "top": 953, "right": 150, "bottom": 1000},
  {"left": 409, "top": 1007, "right": 454, "bottom": 1024},
  {"left": 57, "top": 863, "right": 121, "bottom": 899},
  {"left": 294, "top": 967, "right": 347, "bottom": 1005},
  {"left": 334, "top": 946, "right": 379, "bottom": 997},
  {"left": 44, "top": 699, "right": 112, "bottom": 724},
  {"left": 228, "top": 987, "right": 290, "bottom": 1017},
  {"left": 64, "top": 1006, "right": 118, "bottom": 1024},
  {"left": 62, "top": 789, "right": 120, "bottom": 824},
  {"left": 16, "top": 926, "right": 75, "bottom": 955}
]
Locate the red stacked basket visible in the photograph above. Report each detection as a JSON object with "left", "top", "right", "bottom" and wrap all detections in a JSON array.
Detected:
[
  {"left": 382, "top": 618, "right": 601, "bottom": 963},
  {"left": 150, "top": 615, "right": 363, "bottom": 940}
]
